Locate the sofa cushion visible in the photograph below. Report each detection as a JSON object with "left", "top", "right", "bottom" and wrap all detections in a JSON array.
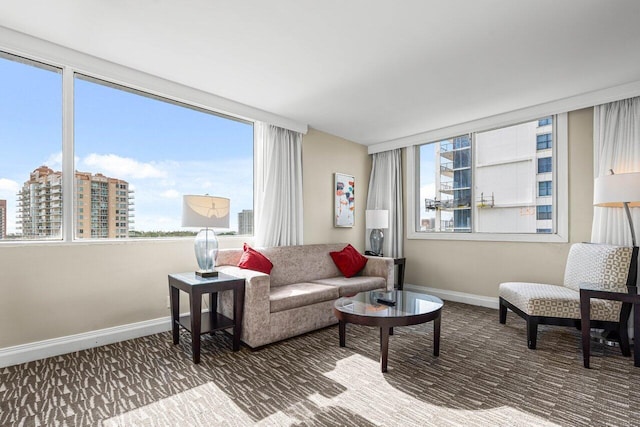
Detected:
[
  {"left": 237, "top": 243, "right": 273, "bottom": 274},
  {"left": 312, "top": 276, "right": 385, "bottom": 297},
  {"left": 499, "top": 281, "right": 622, "bottom": 321},
  {"left": 270, "top": 283, "right": 340, "bottom": 313},
  {"left": 329, "top": 244, "right": 368, "bottom": 278},
  {"left": 259, "top": 244, "right": 348, "bottom": 287}
]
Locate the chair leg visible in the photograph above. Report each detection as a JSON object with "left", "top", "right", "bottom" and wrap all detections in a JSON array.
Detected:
[
  {"left": 499, "top": 298, "right": 507, "bottom": 324},
  {"left": 527, "top": 318, "right": 538, "bottom": 349},
  {"left": 619, "top": 323, "right": 631, "bottom": 357}
]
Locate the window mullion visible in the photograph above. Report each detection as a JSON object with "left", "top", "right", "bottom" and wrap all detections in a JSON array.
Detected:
[{"left": 62, "top": 67, "right": 74, "bottom": 242}]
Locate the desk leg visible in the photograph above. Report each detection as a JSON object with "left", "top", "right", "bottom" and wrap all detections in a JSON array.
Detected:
[
  {"left": 170, "top": 285, "right": 180, "bottom": 345},
  {"left": 580, "top": 294, "right": 591, "bottom": 369},
  {"left": 433, "top": 313, "right": 441, "bottom": 357},
  {"left": 233, "top": 286, "right": 244, "bottom": 351},
  {"left": 634, "top": 303, "right": 640, "bottom": 368},
  {"left": 380, "top": 327, "right": 390, "bottom": 373},
  {"left": 339, "top": 320, "right": 346, "bottom": 347},
  {"left": 190, "top": 292, "right": 202, "bottom": 364}
]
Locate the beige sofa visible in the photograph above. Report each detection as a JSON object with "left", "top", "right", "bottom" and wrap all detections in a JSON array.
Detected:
[{"left": 215, "top": 243, "right": 394, "bottom": 348}]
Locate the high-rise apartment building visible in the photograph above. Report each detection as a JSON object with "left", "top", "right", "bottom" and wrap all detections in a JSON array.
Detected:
[
  {"left": 238, "top": 209, "right": 254, "bottom": 235},
  {"left": 0, "top": 199, "right": 6, "bottom": 239},
  {"left": 423, "top": 117, "right": 553, "bottom": 233},
  {"left": 17, "top": 166, "right": 134, "bottom": 239}
]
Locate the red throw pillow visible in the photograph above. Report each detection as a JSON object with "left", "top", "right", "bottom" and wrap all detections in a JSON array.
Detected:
[
  {"left": 237, "top": 243, "right": 273, "bottom": 274},
  {"left": 330, "top": 244, "right": 368, "bottom": 278}
]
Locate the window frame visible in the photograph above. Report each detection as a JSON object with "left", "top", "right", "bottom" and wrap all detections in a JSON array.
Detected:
[
  {"left": 0, "top": 47, "right": 260, "bottom": 245},
  {"left": 406, "top": 113, "right": 568, "bottom": 243}
]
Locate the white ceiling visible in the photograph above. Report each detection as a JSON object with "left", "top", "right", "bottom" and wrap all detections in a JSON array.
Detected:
[{"left": 1, "top": 0, "right": 640, "bottom": 145}]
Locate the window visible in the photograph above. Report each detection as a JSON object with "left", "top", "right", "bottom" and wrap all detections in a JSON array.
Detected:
[
  {"left": 410, "top": 114, "right": 567, "bottom": 241},
  {"left": 538, "top": 181, "right": 552, "bottom": 196},
  {"left": 420, "top": 135, "right": 472, "bottom": 232},
  {"left": 74, "top": 76, "right": 254, "bottom": 238},
  {"left": 536, "top": 133, "right": 552, "bottom": 150},
  {"left": 538, "top": 157, "right": 552, "bottom": 173},
  {"left": 536, "top": 205, "right": 552, "bottom": 220},
  {"left": 0, "top": 53, "right": 62, "bottom": 240},
  {"left": 0, "top": 49, "right": 254, "bottom": 242}
]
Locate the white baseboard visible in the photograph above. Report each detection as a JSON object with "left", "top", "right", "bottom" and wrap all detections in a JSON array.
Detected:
[
  {"left": 404, "top": 283, "right": 500, "bottom": 310},
  {"left": 0, "top": 316, "right": 172, "bottom": 368}
]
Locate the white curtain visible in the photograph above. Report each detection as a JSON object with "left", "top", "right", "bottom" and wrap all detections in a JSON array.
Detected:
[
  {"left": 592, "top": 96, "right": 640, "bottom": 246},
  {"left": 366, "top": 149, "right": 403, "bottom": 257},
  {"left": 254, "top": 122, "right": 303, "bottom": 247}
]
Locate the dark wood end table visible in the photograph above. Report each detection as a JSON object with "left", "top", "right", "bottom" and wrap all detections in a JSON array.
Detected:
[
  {"left": 168, "top": 272, "right": 245, "bottom": 363},
  {"left": 394, "top": 257, "right": 406, "bottom": 290},
  {"left": 334, "top": 290, "right": 442, "bottom": 372},
  {"left": 579, "top": 283, "right": 640, "bottom": 368}
]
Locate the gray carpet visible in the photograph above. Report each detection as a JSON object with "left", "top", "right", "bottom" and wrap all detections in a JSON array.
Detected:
[{"left": 2, "top": 302, "right": 640, "bottom": 426}]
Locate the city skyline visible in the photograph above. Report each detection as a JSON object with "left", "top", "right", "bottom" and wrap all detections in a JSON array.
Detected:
[{"left": 0, "top": 53, "right": 254, "bottom": 237}]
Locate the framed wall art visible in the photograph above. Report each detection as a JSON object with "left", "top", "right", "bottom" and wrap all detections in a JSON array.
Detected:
[{"left": 334, "top": 172, "right": 355, "bottom": 227}]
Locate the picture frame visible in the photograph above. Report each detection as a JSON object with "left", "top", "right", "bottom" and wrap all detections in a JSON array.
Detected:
[{"left": 334, "top": 172, "right": 355, "bottom": 227}]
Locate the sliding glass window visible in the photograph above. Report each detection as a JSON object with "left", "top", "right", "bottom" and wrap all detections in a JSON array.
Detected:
[
  {"left": 74, "top": 76, "right": 254, "bottom": 239},
  {"left": 0, "top": 49, "right": 254, "bottom": 242},
  {"left": 0, "top": 53, "right": 62, "bottom": 240},
  {"left": 416, "top": 116, "right": 557, "bottom": 235}
]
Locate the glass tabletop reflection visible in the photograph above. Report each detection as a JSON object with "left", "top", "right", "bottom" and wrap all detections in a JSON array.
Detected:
[{"left": 334, "top": 290, "right": 443, "bottom": 318}]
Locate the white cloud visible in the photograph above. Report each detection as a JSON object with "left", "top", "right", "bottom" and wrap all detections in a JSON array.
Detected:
[
  {"left": 0, "top": 178, "right": 20, "bottom": 194},
  {"left": 81, "top": 153, "right": 167, "bottom": 179},
  {"left": 420, "top": 182, "right": 436, "bottom": 200},
  {"left": 160, "top": 189, "right": 181, "bottom": 199},
  {"left": 44, "top": 152, "right": 63, "bottom": 170}
]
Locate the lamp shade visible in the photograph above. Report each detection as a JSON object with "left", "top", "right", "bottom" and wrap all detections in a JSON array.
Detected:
[
  {"left": 365, "top": 209, "right": 389, "bottom": 229},
  {"left": 593, "top": 172, "right": 640, "bottom": 207},
  {"left": 182, "top": 195, "right": 230, "bottom": 228}
]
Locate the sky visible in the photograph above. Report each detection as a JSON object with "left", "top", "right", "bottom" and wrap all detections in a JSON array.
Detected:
[{"left": 0, "top": 54, "right": 254, "bottom": 236}]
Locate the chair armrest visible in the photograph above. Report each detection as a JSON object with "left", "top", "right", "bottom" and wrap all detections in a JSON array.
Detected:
[{"left": 362, "top": 256, "right": 395, "bottom": 291}]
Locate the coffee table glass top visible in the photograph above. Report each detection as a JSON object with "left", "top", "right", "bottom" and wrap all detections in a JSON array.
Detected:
[{"left": 335, "top": 290, "right": 443, "bottom": 318}]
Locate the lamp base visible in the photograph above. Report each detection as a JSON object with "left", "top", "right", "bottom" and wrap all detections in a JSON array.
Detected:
[{"left": 196, "top": 270, "right": 218, "bottom": 278}]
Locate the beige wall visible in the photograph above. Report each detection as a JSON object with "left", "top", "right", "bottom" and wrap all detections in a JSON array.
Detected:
[
  {"left": 404, "top": 108, "right": 594, "bottom": 297},
  {"left": 0, "top": 111, "right": 593, "bottom": 350},
  {"left": 302, "top": 128, "right": 371, "bottom": 250},
  {"left": 0, "top": 128, "right": 369, "bottom": 350}
]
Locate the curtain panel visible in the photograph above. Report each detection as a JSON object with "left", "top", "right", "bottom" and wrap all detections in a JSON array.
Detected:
[
  {"left": 592, "top": 96, "right": 640, "bottom": 246},
  {"left": 254, "top": 122, "right": 304, "bottom": 247},
  {"left": 366, "top": 149, "right": 403, "bottom": 257}
]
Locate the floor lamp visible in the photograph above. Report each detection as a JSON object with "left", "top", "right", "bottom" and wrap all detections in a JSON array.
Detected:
[{"left": 594, "top": 170, "right": 640, "bottom": 248}]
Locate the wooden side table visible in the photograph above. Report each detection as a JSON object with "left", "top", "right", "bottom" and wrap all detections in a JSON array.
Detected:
[
  {"left": 394, "top": 257, "right": 406, "bottom": 290},
  {"left": 168, "top": 272, "right": 245, "bottom": 363},
  {"left": 579, "top": 284, "right": 640, "bottom": 368}
]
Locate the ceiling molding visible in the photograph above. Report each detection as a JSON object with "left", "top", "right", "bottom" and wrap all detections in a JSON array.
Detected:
[
  {"left": 368, "top": 79, "right": 640, "bottom": 154},
  {"left": 0, "top": 25, "right": 308, "bottom": 135}
]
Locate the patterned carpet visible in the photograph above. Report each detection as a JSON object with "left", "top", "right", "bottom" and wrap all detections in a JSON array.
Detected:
[{"left": 2, "top": 302, "right": 640, "bottom": 427}]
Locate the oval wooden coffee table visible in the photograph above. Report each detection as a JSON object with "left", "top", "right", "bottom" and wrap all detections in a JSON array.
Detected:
[{"left": 334, "top": 290, "right": 443, "bottom": 373}]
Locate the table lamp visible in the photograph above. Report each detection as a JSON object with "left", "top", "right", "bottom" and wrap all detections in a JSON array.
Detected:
[
  {"left": 366, "top": 209, "right": 389, "bottom": 256},
  {"left": 594, "top": 170, "right": 640, "bottom": 247},
  {"left": 182, "top": 195, "right": 230, "bottom": 277}
]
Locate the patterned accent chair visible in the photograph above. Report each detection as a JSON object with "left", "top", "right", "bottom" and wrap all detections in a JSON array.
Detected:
[{"left": 499, "top": 243, "right": 638, "bottom": 352}]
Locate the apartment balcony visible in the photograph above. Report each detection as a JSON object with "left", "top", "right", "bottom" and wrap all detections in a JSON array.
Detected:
[{"left": 440, "top": 162, "right": 454, "bottom": 178}]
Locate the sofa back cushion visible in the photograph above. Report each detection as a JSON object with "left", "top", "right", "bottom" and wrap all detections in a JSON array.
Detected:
[
  {"left": 260, "top": 243, "right": 349, "bottom": 287},
  {"left": 563, "top": 243, "right": 633, "bottom": 292}
]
